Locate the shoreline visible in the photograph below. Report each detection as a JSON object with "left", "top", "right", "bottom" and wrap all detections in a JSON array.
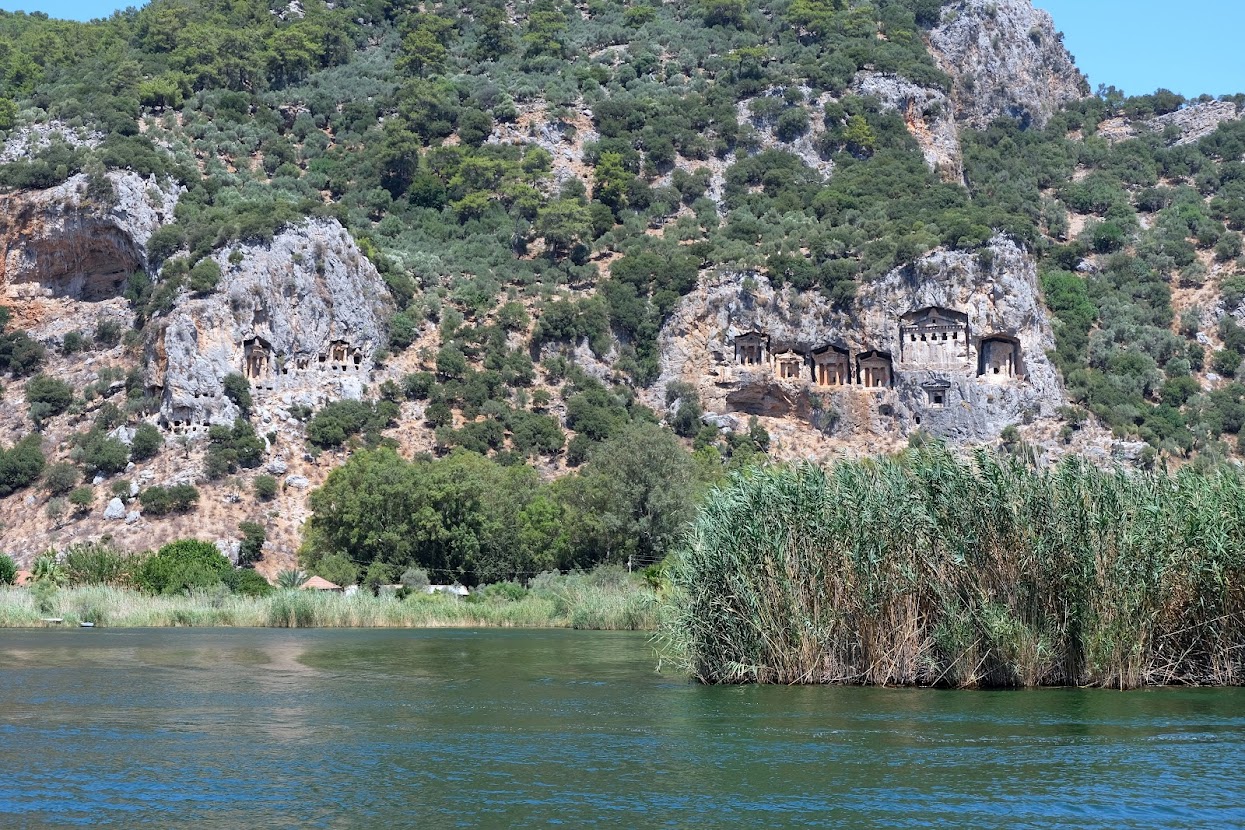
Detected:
[{"left": 0, "top": 583, "right": 659, "bottom": 630}]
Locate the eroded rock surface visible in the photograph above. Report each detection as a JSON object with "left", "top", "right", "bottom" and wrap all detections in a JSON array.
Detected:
[
  {"left": 0, "top": 122, "right": 103, "bottom": 164},
  {"left": 851, "top": 72, "right": 962, "bottom": 180},
  {"left": 0, "top": 171, "right": 178, "bottom": 301},
  {"left": 1100, "top": 101, "right": 1243, "bottom": 146},
  {"left": 653, "top": 238, "right": 1064, "bottom": 448},
  {"left": 928, "top": 0, "right": 1086, "bottom": 130},
  {"left": 151, "top": 218, "right": 391, "bottom": 430}
]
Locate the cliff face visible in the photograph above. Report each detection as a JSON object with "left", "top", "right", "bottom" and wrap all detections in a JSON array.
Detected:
[
  {"left": 928, "top": 0, "right": 1087, "bottom": 130},
  {"left": 850, "top": 71, "right": 962, "bottom": 180},
  {"left": 0, "top": 0, "right": 1158, "bottom": 565},
  {"left": 151, "top": 218, "right": 392, "bottom": 430},
  {"left": 652, "top": 239, "right": 1065, "bottom": 454},
  {"left": 1098, "top": 100, "right": 1244, "bottom": 146},
  {"left": 0, "top": 171, "right": 178, "bottom": 303}
]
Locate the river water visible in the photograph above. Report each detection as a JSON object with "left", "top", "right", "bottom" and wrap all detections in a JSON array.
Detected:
[{"left": 1, "top": 628, "right": 1243, "bottom": 828}]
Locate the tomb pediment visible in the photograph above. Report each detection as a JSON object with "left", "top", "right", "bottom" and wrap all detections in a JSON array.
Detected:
[
  {"left": 857, "top": 350, "right": 893, "bottom": 388},
  {"left": 733, "top": 331, "right": 769, "bottom": 366},
  {"left": 773, "top": 349, "right": 805, "bottom": 380},
  {"left": 901, "top": 306, "right": 969, "bottom": 328}
]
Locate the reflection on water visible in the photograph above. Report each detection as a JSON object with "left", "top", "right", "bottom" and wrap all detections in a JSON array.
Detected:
[{"left": 1, "top": 628, "right": 1243, "bottom": 828}]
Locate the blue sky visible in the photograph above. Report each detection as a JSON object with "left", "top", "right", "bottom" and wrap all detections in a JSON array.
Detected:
[
  {"left": 1033, "top": 1, "right": 1245, "bottom": 98},
  {"left": 3, "top": 0, "right": 1244, "bottom": 99}
]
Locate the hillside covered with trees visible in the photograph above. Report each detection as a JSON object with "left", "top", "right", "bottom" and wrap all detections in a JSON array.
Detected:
[{"left": 2, "top": 0, "right": 1245, "bottom": 584}]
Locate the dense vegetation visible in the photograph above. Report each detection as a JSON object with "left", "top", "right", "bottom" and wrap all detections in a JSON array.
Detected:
[
  {"left": 0, "top": 542, "right": 656, "bottom": 629},
  {"left": 301, "top": 421, "right": 716, "bottom": 584},
  {"left": 2, "top": 0, "right": 1243, "bottom": 469},
  {"left": 664, "top": 445, "right": 1245, "bottom": 688},
  {"left": 4, "top": 0, "right": 1245, "bottom": 596}
]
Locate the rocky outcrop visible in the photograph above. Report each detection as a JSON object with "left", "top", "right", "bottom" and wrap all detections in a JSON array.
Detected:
[
  {"left": 850, "top": 72, "right": 962, "bottom": 180},
  {"left": 1101, "top": 100, "right": 1243, "bottom": 147},
  {"left": 653, "top": 238, "right": 1064, "bottom": 448},
  {"left": 151, "top": 218, "right": 391, "bottom": 429},
  {"left": 737, "top": 88, "right": 835, "bottom": 180},
  {"left": 0, "top": 171, "right": 178, "bottom": 301},
  {"left": 0, "top": 122, "right": 103, "bottom": 164},
  {"left": 486, "top": 104, "right": 600, "bottom": 190},
  {"left": 928, "top": 0, "right": 1087, "bottom": 130},
  {"left": 1149, "top": 100, "right": 1241, "bottom": 144}
]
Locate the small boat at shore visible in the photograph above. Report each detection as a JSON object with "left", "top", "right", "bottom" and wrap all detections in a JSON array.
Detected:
[{"left": 79, "top": 622, "right": 95, "bottom": 628}]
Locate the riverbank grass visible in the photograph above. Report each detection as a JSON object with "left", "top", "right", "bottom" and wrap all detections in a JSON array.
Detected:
[{"left": 0, "top": 569, "right": 658, "bottom": 630}]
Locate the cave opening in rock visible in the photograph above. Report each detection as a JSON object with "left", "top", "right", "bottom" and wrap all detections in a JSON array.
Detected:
[{"left": 10, "top": 229, "right": 144, "bottom": 302}]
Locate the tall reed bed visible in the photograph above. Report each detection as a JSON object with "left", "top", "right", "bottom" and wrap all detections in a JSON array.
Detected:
[{"left": 662, "top": 447, "right": 1245, "bottom": 688}]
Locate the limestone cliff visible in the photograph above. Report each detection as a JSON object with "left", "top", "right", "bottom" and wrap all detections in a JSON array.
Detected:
[
  {"left": 1098, "top": 100, "right": 1244, "bottom": 146},
  {"left": 0, "top": 171, "right": 178, "bottom": 303},
  {"left": 850, "top": 71, "right": 962, "bottom": 181},
  {"left": 151, "top": 218, "right": 392, "bottom": 429},
  {"left": 928, "top": 0, "right": 1087, "bottom": 130},
  {"left": 651, "top": 239, "right": 1065, "bottom": 454}
]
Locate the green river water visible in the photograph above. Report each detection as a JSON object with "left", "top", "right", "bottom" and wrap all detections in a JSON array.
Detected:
[{"left": 1, "top": 628, "right": 1243, "bottom": 828}]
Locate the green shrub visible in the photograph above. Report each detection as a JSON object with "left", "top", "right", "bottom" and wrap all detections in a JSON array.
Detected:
[
  {"left": 388, "top": 311, "right": 418, "bottom": 351},
  {"left": 63, "top": 542, "right": 134, "bottom": 586},
  {"left": 205, "top": 419, "right": 264, "bottom": 478},
  {"left": 312, "top": 551, "right": 359, "bottom": 587},
  {"left": 138, "top": 483, "right": 200, "bottom": 516},
  {"left": 225, "top": 568, "right": 273, "bottom": 597},
  {"left": 61, "top": 331, "right": 88, "bottom": 355},
  {"left": 68, "top": 486, "right": 94, "bottom": 513},
  {"left": 188, "top": 259, "right": 221, "bottom": 293},
  {"left": 0, "top": 553, "right": 16, "bottom": 585},
  {"left": 238, "top": 521, "right": 265, "bottom": 567},
  {"left": 77, "top": 429, "right": 130, "bottom": 477},
  {"left": 0, "top": 434, "right": 46, "bottom": 497},
  {"left": 0, "top": 331, "right": 46, "bottom": 376},
  {"left": 135, "top": 539, "right": 231, "bottom": 595},
  {"left": 403, "top": 372, "right": 437, "bottom": 400},
  {"left": 306, "top": 400, "right": 396, "bottom": 448},
  {"left": 94, "top": 402, "right": 125, "bottom": 431},
  {"left": 42, "top": 462, "right": 80, "bottom": 496},
  {"left": 129, "top": 422, "right": 164, "bottom": 461},
  {"left": 1213, "top": 349, "right": 1242, "bottom": 378},
  {"left": 26, "top": 374, "right": 74, "bottom": 422},
  {"left": 400, "top": 567, "right": 430, "bottom": 590},
  {"left": 94, "top": 320, "right": 122, "bottom": 347},
  {"left": 222, "top": 373, "right": 252, "bottom": 418},
  {"left": 253, "top": 474, "right": 278, "bottom": 501}
]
